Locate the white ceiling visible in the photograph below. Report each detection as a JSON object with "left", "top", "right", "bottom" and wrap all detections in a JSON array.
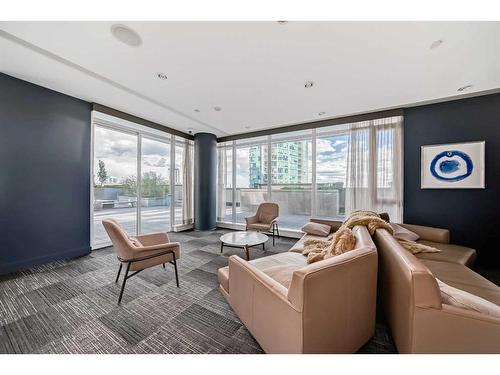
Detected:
[{"left": 1, "top": 21, "right": 500, "bottom": 137}]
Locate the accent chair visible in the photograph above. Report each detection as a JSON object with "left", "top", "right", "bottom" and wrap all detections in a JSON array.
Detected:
[
  {"left": 245, "top": 202, "right": 280, "bottom": 246},
  {"left": 102, "top": 218, "right": 181, "bottom": 303}
]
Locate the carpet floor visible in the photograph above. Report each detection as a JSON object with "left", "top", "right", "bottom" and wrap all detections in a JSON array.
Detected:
[{"left": 1, "top": 229, "right": 398, "bottom": 354}]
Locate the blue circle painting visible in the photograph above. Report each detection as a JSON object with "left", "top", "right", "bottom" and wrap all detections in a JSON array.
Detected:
[{"left": 430, "top": 150, "right": 473, "bottom": 182}]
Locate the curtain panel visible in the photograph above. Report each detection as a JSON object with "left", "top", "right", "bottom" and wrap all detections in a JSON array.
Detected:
[
  {"left": 182, "top": 140, "right": 194, "bottom": 224},
  {"left": 345, "top": 116, "right": 403, "bottom": 222}
]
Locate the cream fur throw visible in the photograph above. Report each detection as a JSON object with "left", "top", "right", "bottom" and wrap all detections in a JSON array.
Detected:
[
  {"left": 301, "top": 210, "right": 439, "bottom": 263},
  {"left": 398, "top": 239, "right": 441, "bottom": 254},
  {"left": 302, "top": 227, "right": 356, "bottom": 264}
]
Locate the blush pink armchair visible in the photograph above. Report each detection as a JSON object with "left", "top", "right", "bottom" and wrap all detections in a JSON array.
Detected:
[
  {"left": 245, "top": 202, "right": 280, "bottom": 246},
  {"left": 102, "top": 219, "right": 181, "bottom": 303}
]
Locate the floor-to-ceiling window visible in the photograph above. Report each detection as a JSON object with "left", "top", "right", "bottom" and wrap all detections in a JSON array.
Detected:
[
  {"left": 216, "top": 115, "right": 403, "bottom": 231},
  {"left": 270, "top": 131, "right": 313, "bottom": 229},
  {"left": 91, "top": 113, "right": 194, "bottom": 247},
  {"left": 140, "top": 136, "right": 171, "bottom": 234},
  {"left": 93, "top": 126, "right": 138, "bottom": 245},
  {"left": 174, "top": 140, "right": 184, "bottom": 225},
  {"left": 235, "top": 139, "right": 268, "bottom": 224},
  {"left": 217, "top": 143, "right": 233, "bottom": 223},
  {"left": 315, "top": 127, "right": 349, "bottom": 219}
]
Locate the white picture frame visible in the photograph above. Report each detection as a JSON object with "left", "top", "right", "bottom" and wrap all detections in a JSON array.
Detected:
[{"left": 421, "top": 141, "right": 485, "bottom": 189}]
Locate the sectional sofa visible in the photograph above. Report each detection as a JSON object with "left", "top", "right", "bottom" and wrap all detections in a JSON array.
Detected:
[
  {"left": 218, "top": 220, "right": 378, "bottom": 353},
  {"left": 218, "top": 218, "right": 500, "bottom": 353},
  {"left": 374, "top": 224, "right": 500, "bottom": 353}
]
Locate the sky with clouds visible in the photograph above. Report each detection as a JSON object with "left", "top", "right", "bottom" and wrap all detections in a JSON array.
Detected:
[
  {"left": 95, "top": 126, "right": 393, "bottom": 189},
  {"left": 94, "top": 127, "right": 184, "bottom": 185}
]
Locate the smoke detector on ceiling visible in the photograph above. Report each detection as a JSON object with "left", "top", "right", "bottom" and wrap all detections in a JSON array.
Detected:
[
  {"left": 156, "top": 72, "right": 168, "bottom": 80},
  {"left": 110, "top": 24, "right": 142, "bottom": 47},
  {"left": 304, "top": 81, "right": 314, "bottom": 88}
]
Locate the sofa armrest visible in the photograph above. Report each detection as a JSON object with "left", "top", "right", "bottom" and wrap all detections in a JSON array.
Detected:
[
  {"left": 287, "top": 246, "right": 378, "bottom": 353},
  {"left": 227, "top": 255, "right": 303, "bottom": 353},
  {"left": 228, "top": 256, "right": 295, "bottom": 309},
  {"left": 288, "top": 247, "right": 377, "bottom": 310},
  {"left": 400, "top": 223, "right": 450, "bottom": 244}
]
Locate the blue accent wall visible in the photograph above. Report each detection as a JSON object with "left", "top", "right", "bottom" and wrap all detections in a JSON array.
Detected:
[
  {"left": 0, "top": 73, "right": 91, "bottom": 274},
  {"left": 404, "top": 93, "right": 500, "bottom": 264}
]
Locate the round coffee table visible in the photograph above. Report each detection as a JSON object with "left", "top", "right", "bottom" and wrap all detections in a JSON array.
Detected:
[{"left": 220, "top": 231, "right": 269, "bottom": 261}]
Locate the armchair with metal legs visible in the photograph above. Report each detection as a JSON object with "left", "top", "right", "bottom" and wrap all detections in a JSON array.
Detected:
[
  {"left": 245, "top": 202, "right": 280, "bottom": 246},
  {"left": 102, "top": 219, "right": 181, "bottom": 304}
]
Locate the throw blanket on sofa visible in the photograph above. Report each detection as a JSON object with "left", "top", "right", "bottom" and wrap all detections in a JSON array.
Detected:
[{"left": 302, "top": 210, "right": 439, "bottom": 263}]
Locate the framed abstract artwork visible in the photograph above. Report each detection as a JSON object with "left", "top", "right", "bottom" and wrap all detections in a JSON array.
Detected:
[{"left": 421, "top": 141, "right": 485, "bottom": 189}]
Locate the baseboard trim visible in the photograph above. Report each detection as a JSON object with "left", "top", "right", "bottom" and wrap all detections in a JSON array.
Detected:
[{"left": 0, "top": 246, "right": 91, "bottom": 275}]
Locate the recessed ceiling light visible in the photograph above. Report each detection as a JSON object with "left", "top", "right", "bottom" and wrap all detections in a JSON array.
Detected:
[
  {"left": 430, "top": 39, "right": 444, "bottom": 49},
  {"left": 304, "top": 81, "right": 314, "bottom": 88},
  {"left": 194, "top": 109, "right": 200, "bottom": 112},
  {"left": 111, "top": 24, "right": 142, "bottom": 47},
  {"left": 156, "top": 72, "right": 168, "bottom": 80},
  {"left": 277, "top": 20, "right": 288, "bottom": 24},
  {"left": 318, "top": 112, "right": 326, "bottom": 116},
  {"left": 214, "top": 106, "right": 222, "bottom": 111},
  {"left": 457, "top": 85, "right": 473, "bottom": 92}
]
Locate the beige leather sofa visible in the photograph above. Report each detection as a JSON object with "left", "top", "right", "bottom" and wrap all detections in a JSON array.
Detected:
[
  {"left": 398, "top": 223, "right": 477, "bottom": 266},
  {"left": 218, "top": 220, "right": 378, "bottom": 353},
  {"left": 374, "top": 226, "right": 500, "bottom": 353}
]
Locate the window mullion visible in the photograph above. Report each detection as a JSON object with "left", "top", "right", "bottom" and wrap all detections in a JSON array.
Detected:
[
  {"left": 137, "top": 133, "right": 142, "bottom": 235},
  {"left": 311, "top": 129, "right": 317, "bottom": 219},
  {"left": 267, "top": 136, "right": 271, "bottom": 202},
  {"left": 232, "top": 141, "right": 236, "bottom": 223},
  {"left": 170, "top": 136, "right": 176, "bottom": 230}
]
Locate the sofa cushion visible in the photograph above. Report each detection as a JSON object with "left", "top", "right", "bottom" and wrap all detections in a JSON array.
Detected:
[
  {"left": 437, "top": 279, "right": 500, "bottom": 318},
  {"left": 415, "top": 240, "right": 477, "bottom": 266},
  {"left": 301, "top": 222, "right": 331, "bottom": 237},
  {"left": 218, "top": 266, "right": 229, "bottom": 293},
  {"left": 421, "top": 259, "right": 500, "bottom": 305},
  {"left": 218, "top": 253, "right": 306, "bottom": 293},
  {"left": 261, "top": 264, "right": 300, "bottom": 289},
  {"left": 390, "top": 223, "right": 419, "bottom": 242},
  {"left": 247, "top": 223, "right": 272, "bottom": 231},
  {"left": 250, "top": 251, "right": 307, "bottom": 268},
  {"left": 259, "top": 212, "right": 276, "bottom": 224},
  {"left": 289, "top": 233, "right": 332, "bottom": 253}
]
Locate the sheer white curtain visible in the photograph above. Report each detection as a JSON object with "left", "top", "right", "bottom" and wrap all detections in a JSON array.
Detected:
[
  {"left": 345, "top": 116, "right": 403, "bottom": 222},
  {"left": 216, "top": 146, "right": 227, "bottom": 222},
  {"left": 182, "top": 140, "right": 194, "bottom": 224}
]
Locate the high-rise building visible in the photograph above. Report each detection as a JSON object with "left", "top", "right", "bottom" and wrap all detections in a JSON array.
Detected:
[{"left": 248, "top": 141, "right": 309, "bottom": 187}]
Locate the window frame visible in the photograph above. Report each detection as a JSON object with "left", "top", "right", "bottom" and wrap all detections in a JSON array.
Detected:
[
  {"left": 216, "top": 116, "right": 403, "bottom": 232},
  {"left": 91, "top": 111, "right": 187, "bottom": 249}
]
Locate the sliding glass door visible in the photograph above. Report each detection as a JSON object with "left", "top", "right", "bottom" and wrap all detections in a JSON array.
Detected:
[
  {"left": 93, "top": 126, "right": 138, "bottom": 245},
  {"left": 140, "top": 137, "right": 171, "bottom": 234},
  {"left": 92, "top": 114, "right": 194, "bottom": 247}
]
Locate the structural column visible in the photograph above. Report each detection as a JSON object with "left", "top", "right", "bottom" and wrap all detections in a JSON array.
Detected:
[{"left": 194, "top": 132, "right": 217, "bottom": 230}]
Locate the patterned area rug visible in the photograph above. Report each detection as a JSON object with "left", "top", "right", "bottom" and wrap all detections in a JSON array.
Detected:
[{"left": 0, "top": 229, "right": 396, "bottom": 354}]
